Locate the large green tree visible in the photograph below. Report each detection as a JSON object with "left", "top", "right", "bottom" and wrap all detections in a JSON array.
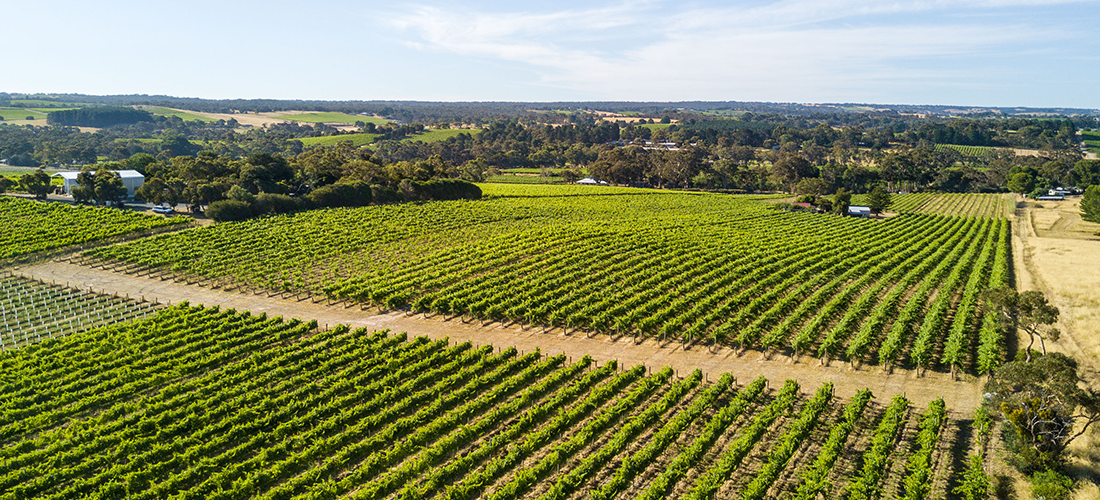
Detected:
[
  {"left": 983, "top": 287, "right": 1060, "bottom": 362},
  {"left": 94, "top": 169, "right": 128, "bottom": 206},
  {"left": 832, "top": 188, "right": 852, "bottom": 215},
  {"left": 1008, "top": 172, "right": 1035, "bottom": 194},
  {"left": 985, "top": 352, "right": 1100, "bottom": 472},
  {"left": 1081, "top": 185, "right": 1100, "bottom": 223},
  {"left": 866, "top": 185, "right": 892, "bottom": 215},
  {"left": 18, "top": 169, "right": 51, "bottom": 199}
]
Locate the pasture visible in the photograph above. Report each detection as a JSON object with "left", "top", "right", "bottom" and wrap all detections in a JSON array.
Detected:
[{"left": 0, "top": 108, "right": 48, "bottom": 121}]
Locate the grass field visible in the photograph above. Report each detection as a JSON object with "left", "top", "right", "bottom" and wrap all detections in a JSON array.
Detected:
[
  {"left": 0, "top": 302, "right": 980, "bottom": 500},
  {"left": 273, "top": 112, "right": 389, "bottom": 125},
  {"left": 638, "top": 123, "right": 672, "bottom": 130},
  {"left": 0, "top": 108, "right": 48, "bottom": 121},
  {"left": 140, "top": 106, "right": 217, "bottom": 122},
  {"left": 91, "top": 184, "right": 1011, "bottom": 374},
  {"left": 297, "top": 132, "right": 380, "bottom": 147}
]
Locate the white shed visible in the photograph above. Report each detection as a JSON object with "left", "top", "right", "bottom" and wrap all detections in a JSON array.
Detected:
[
  {"left": 116, "top": 170, "right": 145, "bottom": 198},
  {"left": 52, "top": 170, "right": 145, "bottom": 198},
  {"left": 52, "top": 172, "right": 81, "bottom": 195},
  {"left": 847, "top": 205, "right": 872, "bottom": 218}
]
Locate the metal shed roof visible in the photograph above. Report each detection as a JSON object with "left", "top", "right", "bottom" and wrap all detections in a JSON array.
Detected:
[{"left": 51, "top": 170, "right": 144, "bottom": 179}]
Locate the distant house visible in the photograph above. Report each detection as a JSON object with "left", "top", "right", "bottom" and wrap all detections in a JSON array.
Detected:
[
  {"left": 52, "top": 170, "right": 145, "bottom": 198},
  {"left": 847, "top": 205, "right": 872, "bottom": 218}
]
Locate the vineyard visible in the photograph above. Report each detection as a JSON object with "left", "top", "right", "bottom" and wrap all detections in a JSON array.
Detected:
[
  {"left": 0, "top": 196, "right": 189, "bottom": 261},
  {"left": 88, "top": 185, "right": 1013, "bottom": 373},
  {"left": 0, "top": 305, "right": 987, "bottom": 500},
  {"left": 932, "top": 144, "right": 997, "bottom": 157},
  {"left": 847, "top": 192, "right": 1013, "bottom": 218},
  {"left": 0, "top": 273, "right": 158, "bottom": 350}
]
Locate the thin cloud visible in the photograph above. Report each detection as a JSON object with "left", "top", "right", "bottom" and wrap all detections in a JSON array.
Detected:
[{"left": 387, "top": 1, "right": 1087, "bottom": 101}]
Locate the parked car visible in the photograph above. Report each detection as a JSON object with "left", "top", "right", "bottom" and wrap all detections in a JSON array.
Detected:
[{"left": 152, "top": 205, "right": 175, "bottom": 215}]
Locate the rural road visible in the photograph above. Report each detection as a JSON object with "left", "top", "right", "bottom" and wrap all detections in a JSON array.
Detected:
[{"left": 16, "top": 260, "right": 986, "bottom": 411}]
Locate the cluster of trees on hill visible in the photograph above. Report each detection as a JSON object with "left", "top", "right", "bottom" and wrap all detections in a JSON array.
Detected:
[
  {"left": 5, "top": 97, "right": 1098, "bottom": 200},
  {"left": 903, "top": 118, "right": 1078, "bottom": 150},
  {"left": 121, "top": 144, "right": 487, "bottom": 221},
  {"left": 46, "top": 107, "right": 153, "bottom": 128}
]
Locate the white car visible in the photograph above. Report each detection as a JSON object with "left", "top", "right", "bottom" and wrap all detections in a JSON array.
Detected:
[{"left": 152, "top": 205, "right": 175, "bottom": 215}]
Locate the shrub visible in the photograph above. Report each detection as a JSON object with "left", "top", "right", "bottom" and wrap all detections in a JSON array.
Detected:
[
  {"left": 308, "top": 181, "right": 372, "bottom": 208},
  {"left": 371, "top": 184, "right": 402, "bottom": 204},
  {"left": 1030, "top": 469, "right": 1073, "bottom": 500},
  {"left": 253, "top": 193, "right": 304, "bottom": 216},
  {"left": 411, "top": 178, "right": 482, "bottom": 201},
  {"left": 206, "top": 200, "right": 253, "bottom": 222}
]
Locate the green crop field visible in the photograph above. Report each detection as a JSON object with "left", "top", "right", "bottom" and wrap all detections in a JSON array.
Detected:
[
  {"left": 0, "top": 302, "right": 984, "bottom": 500},
  {"left": 0, "top": 197, "right": 189, "bottom": 261},
  {"left": 638, "top": 123, "right": 672, "bottom": 130},
  {"left": 140, "top": 106, "right": 217, "bottom": 122},
  {"left": 91, "top": 184, "right": 1011, "bottom": 374},
  {"left": 401, "top": 128, "right": 481, "bottom": 143},
  {"left": 273, "top": 112, "right": 389, "bottom": 125},
  {"left": 297, "top": 132, "right": 380, "bottom": 147}
]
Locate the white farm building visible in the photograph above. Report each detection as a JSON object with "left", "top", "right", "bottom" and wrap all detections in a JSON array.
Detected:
[{"left": 53, "top": 170, "right": 145, "bottom": 198}]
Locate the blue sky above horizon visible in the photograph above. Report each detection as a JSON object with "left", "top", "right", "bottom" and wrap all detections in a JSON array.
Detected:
[{"left": 3, "top": 0, "right": 1098, "bottom": 108}]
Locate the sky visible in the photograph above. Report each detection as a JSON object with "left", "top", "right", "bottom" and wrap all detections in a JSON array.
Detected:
[{"left": 2, "top": 0, "right": 1099, "bottom": 108}]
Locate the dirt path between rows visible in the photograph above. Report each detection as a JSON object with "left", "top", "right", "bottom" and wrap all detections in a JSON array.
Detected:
[{"left": 14, "top": 260, "right": 985, "bottom": 410}]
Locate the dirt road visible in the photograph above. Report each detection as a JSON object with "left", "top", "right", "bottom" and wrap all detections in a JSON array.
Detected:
[{"left": 16, "top": 260, "right": 985, "bottom": 410}]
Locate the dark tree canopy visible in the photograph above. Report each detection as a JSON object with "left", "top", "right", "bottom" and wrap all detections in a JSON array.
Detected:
[
  {"left": 46, "top": 107, "right": 153, "bottom": 128},
  {"left": 985, "top": 352, "right": 1100, "bottom": 472},
  {"left": 1081, "top": 185, "right": 1100, "bottom": 224}
]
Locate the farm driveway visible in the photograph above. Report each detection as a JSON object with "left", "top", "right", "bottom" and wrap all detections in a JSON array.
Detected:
[{"left": 16, "top": 260, "right": 984, "bottom": 410}]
